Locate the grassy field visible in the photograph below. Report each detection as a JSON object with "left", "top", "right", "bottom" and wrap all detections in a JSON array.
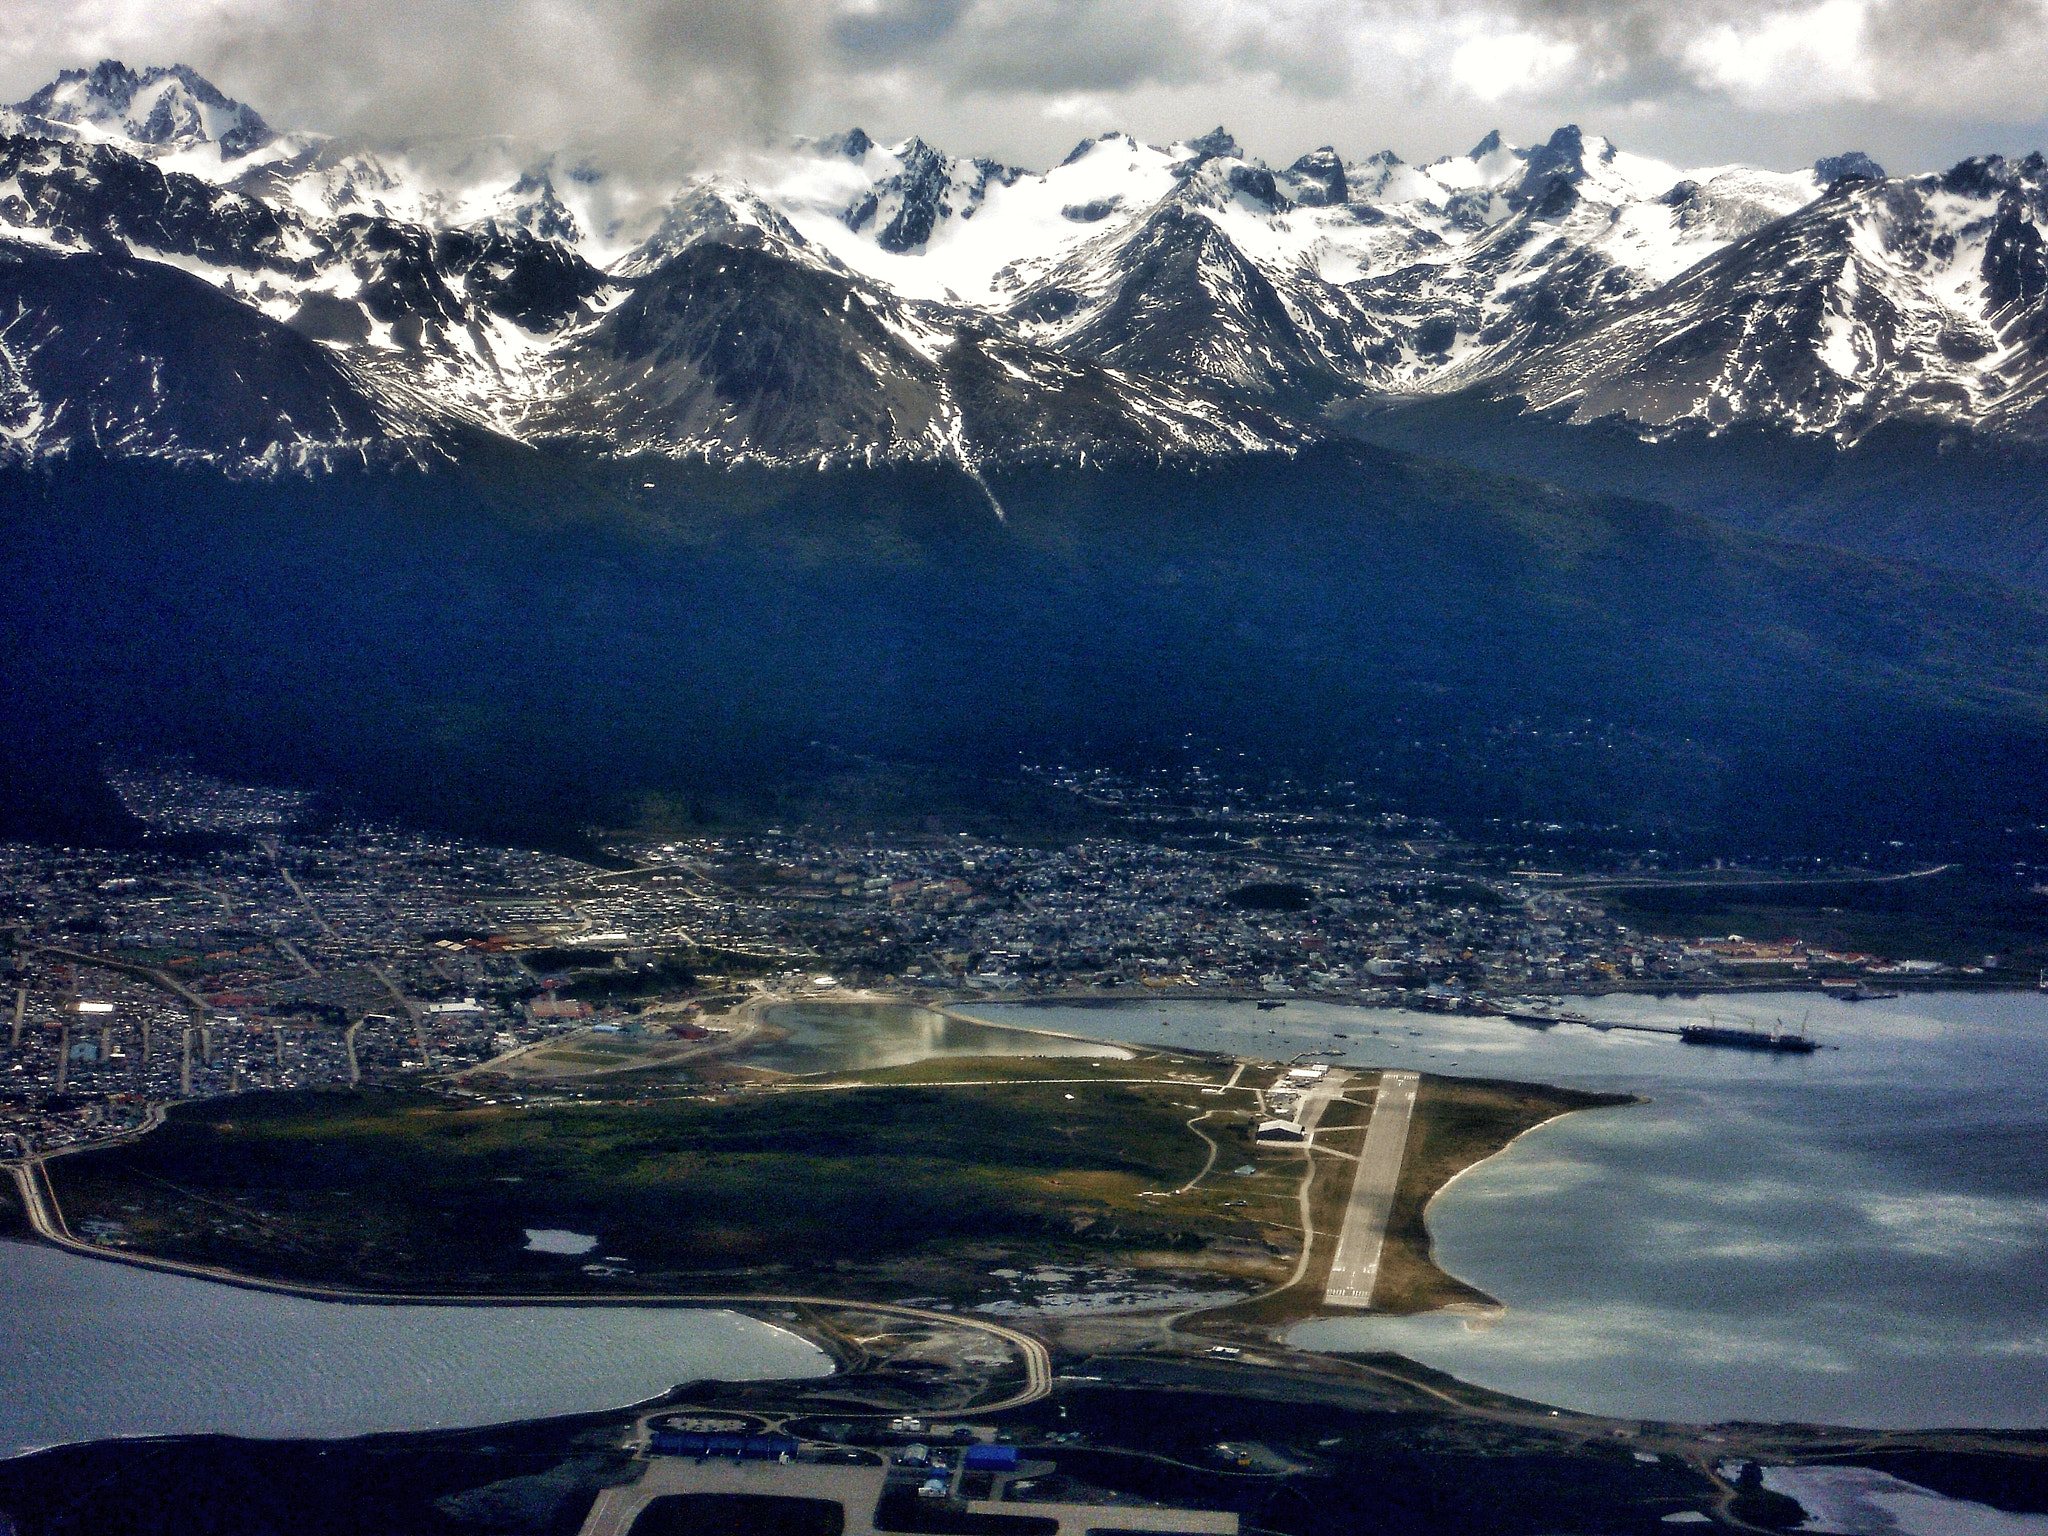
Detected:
[
  {"left": 1198, "top": 1074, "right": 1634, "bottom": 1332},
  {"left": 45, "top": 1062, "right": 1288, "bottom": 1302},
  {"left": 43, "top": 1057, "right": 1634, "bottom": 1322}
]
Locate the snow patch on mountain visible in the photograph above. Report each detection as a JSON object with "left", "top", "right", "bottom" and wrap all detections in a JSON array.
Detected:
[
  {"left": 3, "top": 57, "right": 2045, "bottom": 468},
  {"left": 4, "top": 60, "right": 276, "bottom": 162},
  {"left": 1503, "top": 156, "right": 2048, "bottom": 444},
  {"left": 752, "top": 131, "right": 1190, "bottom": 305}
]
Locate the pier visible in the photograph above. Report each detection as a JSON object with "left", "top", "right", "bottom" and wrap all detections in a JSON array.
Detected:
[{"left": 1590, "top": 1020, "right": 1819, "bottom": 1054}]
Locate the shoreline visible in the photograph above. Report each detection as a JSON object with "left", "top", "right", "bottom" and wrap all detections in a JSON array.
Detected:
[
  {"left": 0, "top": 1211, "right": 1045, "bottom": 1399},
  {"left": 931, "top": 977, "right": 2044, "bottom": 1007},
  {"left": 0, "top": 1220, "right": 1054, "bottom": 1459},
  {"left": 0, "top": 1359, "right": 697, "bottom": 1467},
  {"left": 1351, "top": 1093, "right": 1647, "bottom": 1324},
  {"left": 737, "top": 992, "right": 1142, "bottom": 1068},
  {"left": 24, "top": 990, "right": 2047, "bottom": 1441}
]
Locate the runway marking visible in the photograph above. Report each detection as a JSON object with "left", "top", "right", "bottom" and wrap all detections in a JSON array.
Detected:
[{"left": 1322, "top": 1070, "right": 1420, "bottom": 1310}]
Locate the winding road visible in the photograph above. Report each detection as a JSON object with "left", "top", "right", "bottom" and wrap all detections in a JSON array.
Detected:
[{"left": 4, "top": 1155, "right": 1051, "bottom": 1414}]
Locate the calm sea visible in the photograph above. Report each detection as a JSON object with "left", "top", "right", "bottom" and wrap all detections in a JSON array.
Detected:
[
  {"left": 976, "top": 992, "right": 2048, "bottom": 1428},
  {"left": 0, "top": 1241, "right": 829, "bottom": 1459}
]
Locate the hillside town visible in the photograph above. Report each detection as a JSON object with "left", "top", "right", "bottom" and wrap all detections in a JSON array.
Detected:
[{"left": 0, "top": 765, "right": 1986, "bottom": 1159}]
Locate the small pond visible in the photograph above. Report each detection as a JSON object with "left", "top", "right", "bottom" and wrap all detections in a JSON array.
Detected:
[{"left": 748, "top": 1001, "right": 1129, "bottom": 1074}]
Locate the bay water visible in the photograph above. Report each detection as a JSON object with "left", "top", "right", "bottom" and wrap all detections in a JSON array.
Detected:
[{"left": 974, "top": 992, "right": 2048, "bottom": 1428}]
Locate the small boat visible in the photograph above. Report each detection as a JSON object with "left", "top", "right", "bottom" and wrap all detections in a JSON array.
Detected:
[{"left": 1257, "top": 1000, "right": 1287, "bottom": 1011}]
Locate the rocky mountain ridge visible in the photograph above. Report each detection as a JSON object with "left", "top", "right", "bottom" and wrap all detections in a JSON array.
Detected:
[{"left": 4, "top": 59, "right": 2048, "bottom": 487}]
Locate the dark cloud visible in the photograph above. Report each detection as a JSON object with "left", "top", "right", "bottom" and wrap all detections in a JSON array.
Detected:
[
  {"left": 187, "top": 0, "right": 816, "bottom": 160},
  {"left": 832, "top": 0, "right": 968, "bottom": 61},
  {"left": 1868, "top": 0, "right": 2038, "bottom": 56},
  {"left": 3, "top": 0, "right": 2048, "bottom": 175}
]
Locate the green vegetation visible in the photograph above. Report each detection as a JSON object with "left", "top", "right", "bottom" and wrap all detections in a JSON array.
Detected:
[
  {"left": 1602, "top": 867, "right": 2048, "bottom": 969},
  {"left": 47, "top": 1068, "right": 1283, "bottom": 1300},
  {"left": 21, "top": 443, "right": 2048, "bottom": 860},
  {"left": 0, "top": 1172, "right": 26, "bottom": 1239}
]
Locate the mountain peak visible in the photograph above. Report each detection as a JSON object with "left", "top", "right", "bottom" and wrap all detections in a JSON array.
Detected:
[
  {"left": 817, "top": 127, "right": 875, "bottom": 161},
  {"left": 618, "top": 178, "right": 816, "bottom": 278},
  {"left": 1522, "top": 124, "right": 1590, "bottom": 183},
  {"left": 1183, "top": 127, "right": 1240, "bottom": 161},
  {"left": 1284, "top": 147, "right": 1347, "bottom": 207},
  {"left": 1061, "top": 132, "right": 1134, "bottom": 167},
  {"left": 1467, "top": 129, "right": 1507, "bottom": 160},
  {"left": 1815, "top": 150, "right": 1885, "bottom": 186},
  {"left": 10, "top": 59, "right": 275, "bottom": 159}
]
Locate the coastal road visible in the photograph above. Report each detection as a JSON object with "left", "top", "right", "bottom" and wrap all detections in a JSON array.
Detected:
[
  {"left": 1322, "top": 1070, "right": 1420, "bottom": 1310},
  {"left": 1556, "top": 862, "right": 1954, "bottom": 893},
  {"left": 4, "top": 1153, "right": 1052, "bottom": 1413}
]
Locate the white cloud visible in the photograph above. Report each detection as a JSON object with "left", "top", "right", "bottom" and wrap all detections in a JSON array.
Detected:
[
  {"left": 1449, "top": 24, "right": 1579, "bottom": 102},
  {"left": 1684, "top": 0, "right": 1877, "bottom": 105},
  {"left": 3, "top": 0, "right": 2048, "bottom": 174}
]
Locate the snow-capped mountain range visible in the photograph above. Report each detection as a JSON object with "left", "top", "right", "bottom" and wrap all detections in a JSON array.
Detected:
[{"left": 4, "top": 58, "right": 2047, "bottom": 477}]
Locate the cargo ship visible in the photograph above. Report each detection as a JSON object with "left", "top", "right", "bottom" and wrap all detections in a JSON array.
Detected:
[{"left": 1679, "top": 1022, "right": 1818, "bottom": 1053}]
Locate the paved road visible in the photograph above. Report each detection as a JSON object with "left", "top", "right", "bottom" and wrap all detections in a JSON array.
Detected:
[
  {"left": 1558, "top": 862, "right": 1953, "bottom": 893},
  {"left": 6, "top": 1153, "right": 1053, "bottom": 1413},
  {"left": 1292, "top": 1068, "right": 1352, "bottom": 1135},
  {"left": 1322, "top": 1070, "right": 1420, "bottom": 1310}
]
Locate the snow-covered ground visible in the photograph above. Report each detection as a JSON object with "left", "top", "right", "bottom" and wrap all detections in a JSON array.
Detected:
[{"left": 5, "top": 57, "right": 2047, "bottom": 468}]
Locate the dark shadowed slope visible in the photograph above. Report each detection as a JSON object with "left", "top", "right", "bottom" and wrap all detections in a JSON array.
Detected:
[{"left": 5, "top": 442, "right": 2048, "bottom": 853}]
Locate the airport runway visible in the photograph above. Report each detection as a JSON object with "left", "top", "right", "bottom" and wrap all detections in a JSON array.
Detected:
[{"left": 1322, "top": 1070, "right": 1420, "bottom": 1309}]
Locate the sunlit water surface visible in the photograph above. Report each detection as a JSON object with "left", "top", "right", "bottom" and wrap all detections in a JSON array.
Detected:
[
  {"left": 752, "top": 1000, "right": 1127, "bottom": 1073},
  {"left": 0, "top": 1241, "right": 829, "bottom": 1458},
  {"left": 974, "top": 992, "right": 2048, "bottom": 1428},
  {"left": 1759, "top": 1465, "right": 2048, "bottom": 1535}
]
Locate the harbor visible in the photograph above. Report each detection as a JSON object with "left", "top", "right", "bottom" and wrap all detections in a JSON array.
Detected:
[
  {"left": 983, "top": 989, "right": 2048, "bottom": 1427},
  {"left": 1501, "top": 1001, "right": 1819, "bottom": 1052}
]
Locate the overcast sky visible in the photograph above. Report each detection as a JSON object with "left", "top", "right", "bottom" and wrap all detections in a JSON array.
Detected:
[{"left": 5, "top": 0, "right": 2048, "bottom": 176}]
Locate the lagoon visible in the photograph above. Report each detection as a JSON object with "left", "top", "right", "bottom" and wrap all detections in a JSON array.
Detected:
[{"left": 0, "top": 1240, "right": 829, "bottom": 1460}]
